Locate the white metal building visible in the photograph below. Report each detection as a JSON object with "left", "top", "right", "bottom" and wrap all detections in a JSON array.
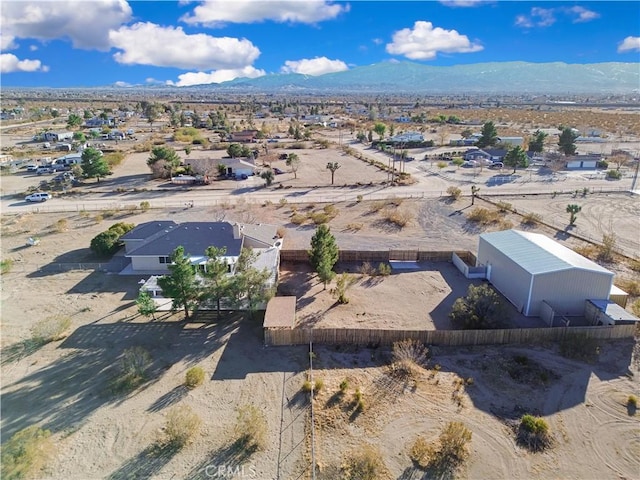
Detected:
[{"left": 476, "top": 230, "right": 614, "bottom": 317}]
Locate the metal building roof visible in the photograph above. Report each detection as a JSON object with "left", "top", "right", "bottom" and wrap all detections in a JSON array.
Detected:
[{"left": 480, "top": 230, "right": 613, "bottom": 276}]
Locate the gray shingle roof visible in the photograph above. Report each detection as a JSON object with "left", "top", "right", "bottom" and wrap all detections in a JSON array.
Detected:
[
  {"left": 127, "top": 222, "right": 241, "bottom": 257},
  {"left": 480, "top": 230, "right": 612, "bottom": 276},
  {"left": 120, "top": 221, "right": 177, "bottom": 241}
]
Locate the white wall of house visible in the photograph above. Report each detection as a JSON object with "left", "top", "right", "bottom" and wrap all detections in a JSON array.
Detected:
[{"left": 131, "top": 256, "right": 170, "bottom": 272}]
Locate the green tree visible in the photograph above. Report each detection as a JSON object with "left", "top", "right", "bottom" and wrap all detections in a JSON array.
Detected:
[
  {"left": 67, "top": 113, "right": 83, "bottom": 129},
  {"left": 143, "top": 102, "right": 159, "bottom": 129},
  {"left": 136, "top": 291, "right": 157, "bottom": 320},
  {"left": 476, "top": 121, "right": 498, "bottom": 148},
  {"left": 227, "top": 143, "right": 243, "bottom": 158},
  {"left": 73, "top": 131, "right": 86, "bottom": 142},
  {"left": 566, "top": 204, "right": 582, "bottom": 225},
  {"left": 89, "top": 223, "right": 134, "bottom": 257},
  {"left": 503, "top": 145, "right": 529, "bottom": 173},
  {"left": 81, "top": 147, "right": 110, "bottom": 182},
  {"left": 83, "top": 109, "right": 93, "bottom": 119},
  {"left": 326, "top": 162, "right": 341, "bottom": 185},
  {"left": 450, "top": 283, "right": 506, "bottom": 329},
  {"left": 528, "top": 129, "right": 547, "bottom": 153},
  {"left": 260, "top": 169, "right": 275, "bottom": 186},
  {"left": 308, "top": 224, "right": 339, "bottom": 290},
  {"left": 202, "top": 246, "right": 231, "bottom": 316},
  {"left": 373, "top": 122, "right": 386, "bottom": 140},
  {"left": 230, "top": 248, "right": 273, "bottom": 315},
  {"left": 332, "top": 273, "right": 356, "bottom": 304},
  {"left": 157, "top": 246, "right": 200, "bottom": 320},
  {"left": 286, "top": 153, "right": 300, "bottom": 179},
  {"left": 558, "top": 127, "right": 578, "bottom": 156},
  {"left": 460, "top": 129, "right": 473, "bottom": 139},
  {"left": 147, "top": 146, "right": 181, "bottom": 179}
]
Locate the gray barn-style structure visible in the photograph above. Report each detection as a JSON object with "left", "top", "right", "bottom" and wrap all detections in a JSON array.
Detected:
[{"left": 476, "top": 230, "right": 614, "bottom": 317}]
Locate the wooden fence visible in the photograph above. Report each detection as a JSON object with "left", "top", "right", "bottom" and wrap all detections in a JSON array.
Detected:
[
  {"left": 280, "top": 249, "right": 477, "bottom": 265},
  {"left": 264, "top": 323, "right": 636, "bottom": 347}
]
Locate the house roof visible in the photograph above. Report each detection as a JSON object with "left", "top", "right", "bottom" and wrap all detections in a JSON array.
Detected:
[
  {"left": 126, "top": 222, "right": 241, "bottom": 257},
  {"left": 480, "top": 230, "right": 613, "bottom": 276},
  {"left": 217, "top": 158, "right": 257, "bottom": 169},
  {"left": 120, "top": 221, "right": 178, "bottom": 241},
  {"left": 239, "top": 223, "right": 281, "bottom": 247},
  {"left": 263, "top": 296, "right": 297, "bottom": 328}
]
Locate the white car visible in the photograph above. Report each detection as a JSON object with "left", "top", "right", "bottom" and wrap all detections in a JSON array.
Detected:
[{"left": 25, "top": 192, "right": 52, "bottom": 202}]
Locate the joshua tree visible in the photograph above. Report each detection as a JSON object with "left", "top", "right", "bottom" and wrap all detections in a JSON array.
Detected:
[
  {"left": 566, "top": 204, "right": 582, "bottom": 226},
  {"left": 326, "top": 162, "right": 341, "bottom": 185}
]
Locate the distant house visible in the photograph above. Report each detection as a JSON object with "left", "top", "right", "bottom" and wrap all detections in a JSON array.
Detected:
[
  {"left": 84, "top": 117, "right": 116, "bottom": 128},
  {"left": 496, "top": 136, "right": 524, "bottom": 147},
  {"left": 217, "top": 158, "right": 258, "bottom": 178},
  {"left": 389, "top": 131, "right": 424, "bottom": 143},
  {"left": 43, "top": 131, "right": 73, "bottom": 142},
  {"left": 566, "top": 154, "right": 601, "bottom": 169},
  {"left": 230, "top": 130, "right": 259, "bottom": 142},
  {"left": 121, "top": 220, "right": 282, "bottom": 277}
]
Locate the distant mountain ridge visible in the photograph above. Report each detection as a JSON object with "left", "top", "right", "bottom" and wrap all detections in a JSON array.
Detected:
[{"left": 211, "top": 61, "right": 639, "bottom": 94}]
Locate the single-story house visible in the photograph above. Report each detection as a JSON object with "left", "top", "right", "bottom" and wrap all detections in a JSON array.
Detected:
[
  {"left": 217, "top": 158, "right": 258, "bottom": 177},
  {"left": 230, "top": 130, "right": 259, "bottom": 142},
  {"left": 43, "top": 131, "right": 74, "bottom": 142},
  {"left": 389, "top": 131, "right": 424, "bottom": 143},
  {"left": 84, "top": 117, "right": 116, "bottom": 128},
  {"left": 566, "top": 154, "right": 601, "bottom": 169},
  {"left": 120, "top": 221, "right": 282, "bottom": 276},
  {"left": 497, "top": 136, "right": 524, "bottom": 147},
  {"left": 476, "top": 229, "right": 615, "bottom": 318}
]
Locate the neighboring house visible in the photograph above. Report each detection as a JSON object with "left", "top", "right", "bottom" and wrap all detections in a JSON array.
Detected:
[
  {"left": 464, "top": 149, "right": 493, "bottom": 163},
  {"left": 476, "top": 229, "right": 616, "bottom": 318},
  {"left": 84, "top": 117, "right": 116, "bottom": 128},
  {"left": 565, "top": 154, "right": 601, "bottom": 169},
  {"left": 121, "top": 221, "right": 282, "bottom": 276},
  {"left": 496, "top": 136, "right": 524, "bottom": 147},
  {"left": 43, "top": 131, "right": 74, "bottom": 142},
  {"left": 389, "top": 131, "right": 424, "bottom": 143},
  {"left": 217, "top": 158, "right": 258, "bottom": 177},
  {"left": 230, "top": 130, "right": 259, "bottom": 142}
]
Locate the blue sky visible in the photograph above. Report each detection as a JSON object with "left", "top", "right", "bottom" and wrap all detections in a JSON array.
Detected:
[{"left": 1, "top": 1, "right": 639, "bottom": 88}]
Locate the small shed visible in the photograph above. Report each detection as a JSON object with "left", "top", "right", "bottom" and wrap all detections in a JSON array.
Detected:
[
  {"left": 477, "top": 230, "right": 614, "bottom": 317},
  {"left": 263, "top": 296, "right": 296, "bottom": 346},
  {"left": 585, "top": 299, "right": 639, "bottom": 326}
]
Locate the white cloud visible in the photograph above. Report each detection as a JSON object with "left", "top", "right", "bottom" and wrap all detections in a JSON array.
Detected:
[
  {"left": 515, "top": 7, "right": 556, "bottom": 28},
  {"left": 618, "top": 36, "right": 640, "bottom": 53},
  {"left": 439, "top": 0, "right": 486, "bottom": 7},
  {"left": 109, "top": 22, "right": 260, "bottom": 70},
  {"left": 1, "top": 33, "right": 17, "bottom": 50},
  {"left": 0, "top": 53, "right": 48, "bottom": 73},
  {"left": 386, "top": 21, "right": 482, "bottom": 61},
  {"left": 167, "top": 66, "right": 266, "bottom": 86},
  {"left": 281, "top": 57, "right": 348, "bottom": 76},
  {"left": 29, "top": 45, "right": 38, "bottom": 51},
  {"left": 182, "top": 0, "right": 347, "bottom": 26},
  {"left": 1, "top": 0, "right": 132, "bottom": 50},
  {"left": 113, "top": 81, "right": 131, "bottom": 87},
  {"left": 565, "top": 6, "right": 600, "bottom": 23}
]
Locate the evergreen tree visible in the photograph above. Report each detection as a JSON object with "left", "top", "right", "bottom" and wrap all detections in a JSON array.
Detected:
[
  {"left": 136, "top": 291, "right": 157, "bottom": 320},
  {"left": 476, "top": 121, "right": 498, "bottom": 148},
  {"left": 230, "top": 249, "right": 273, "bottom": 315},
  {"left": 528, "top": 129, "right": 547, "bottom": 153},
  {"left": 308, "top": 225, "right": 339, "bottom": 289},
  {"left": 81, "top": 147, "right": 110, "bottom": 182},
  {"left": 503, "top": 146, "right": 529, "bottom": 173},
  {"left": 202, "top": 246, "right": 231, "bottom": 316},
  {"left": 157, "top": 246, "right": 200, "bottom": 320},
  {"left": 558, "top": 127, "right": 578, "bottom": 156}
]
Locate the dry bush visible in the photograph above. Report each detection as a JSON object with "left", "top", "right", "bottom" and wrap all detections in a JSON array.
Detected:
[
  {"left": 342, "top": 445, "right": 388, "bottom": 480},
  {"left": 628, "top": 259, "right": 640, "bottom": 273},
  {"left": 409, "top": 437, "right": 433, "bottom": 469},
  {"left": 383, "top": 208, "right": 412, "bottom": 228},
  {"left": 139, "top": 201, "right": 150, "bottom": 212},
  {"left": 133, "top": 140, "right": 153, "bottom": 152},
  {"left": 597, "top": 233, "right": 616, "bottom": 263},
  {"left": 521, "top": 212, "right": 542, "bottom": 226},
  {"left": 185, "top": 366, "right": 205, "bottom": 389},
  {"left": 111, "top": 346, "right": 152, "bottom": 394},
  {"left": 323, "top": 204, "right": 339, "bottom": 218},
  {"left": 498, "top": 219, "right": 514, "bottom": 230},
  {"left": 93, "top": 214, "right": 104, "bottom": 224},
  {"left": 446, "top": 186, "right": 461, "bottom": 200},
  {"left": 165, "top": 406, "right": 201, "bottom": 448},
  {"left": 290, "top": 213, "right": 307, "bottom": 225},
  {"left": 1, "top": 258, "right": 14, "bottom": 275},
  {"left": 276, "top": 226, "right": 287, "bottom": 238},
  {"left": 377, "top": 263, "right": 391, "bottom": 276},
  {"left": 466, "top": 207, "right": 500, "bottom": 225},
  {"left": 31, "top": 316, "right": 71, "bottom": 344},
  {"left": 496, "top": 201, "right": 513, "bottom": 212},
  {"left": 345, "top": 222, "right": 364, "bottom": 232},
  {"left": 410, "top": 422, "right": 472, "bottom": 474},
  {"left": 368, "top": 201, "right": 386, "bottom": 214},
  {"left": 359, "top": 261, "right": 376, "bottom": 276},
  {"left": 1, "top": 425, "right": 54, "bottom": 480},
  {"left": 310, "top": 212, "right": 330, "bottom": 224},
  {"left": 388, "top": 196, "right": 403, "bottom": 207},
  {"left": 632, "top": 300, "right": 640, "bottom": 318},
  {"left": 517, "top": 415, "right": 552, "bottom": 452},
  {"left": 615, "top": 278, "right": 640, "bottom": 296},
  {"left": 390, "top": 339, "right": 429, "bottom": 381},
  {"left": 53, "top": 218, "right": 69, "bottom": 232},
  {"left": 559, "top": 334, "right": 600, "bottom": 363},
  {"left": 572, "top": 244, "right": 598, "bottom": 260},
  {"left": 234, "top": 404, "right": 267, "bottom": 452}
]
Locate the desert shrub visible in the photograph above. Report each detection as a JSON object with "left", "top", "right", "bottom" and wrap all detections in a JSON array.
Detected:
[
  {"left": 104, "top": 152, "right": 125, "bottom": 167},
  {"left": 310, "top": 212, "right": 330, "bottom": 224},
  {"left": 315, "top": 378, "right": 324, "bottom": 392},
  {"left": 339, "top": 378, "right": 349, "bottom": 393},
  {"left": 437, "top": 161, "right": 447, "bottom": 169},
  {"left": 302, "top": 380, "right": 313, "bottom": 393},
  {"left": 31, "top": 316, "right": 71, "bottom": 344},
  {"left": 628, "top": 395, "right": 637, "bottom": 408},
  {"left": 342, "top": 445, "right": 388, "bottom": 480},
  {"left": 573, "top": 244, "right": 598, "bottom": 260},
  {"left": 323, "top": 204, "right": 339, "bottom": 217},
  {"left": 54, "top": 218, "right": 68, "bottom": 232},
  {"left": 112, "top": 346, "right": 151, "bottom": 394},
  {"left": 1, "top": 258, "right": 14, "bottom": 275},
  {"left": 356, "top": 194, "right": 363, "bottom": 203},
  {"left": 276, "top": 226, "right": 287, "bottom": 238},
  {"left": 290, "top": 213, "right": 307, "bottom": 225},
  {"left": 450, "top": 283, "right": 506, "bottom": 329},
  {"left": 498, "top": 219, "right": 514, "bottom": 230},
  {"left": 133, "top": 140, "right": 153, "bottom": 152},
  {"left": 559, "top": 334, "right": 599, "bottom": 363},
  {"left": 410, "top": 422, "right": 472, "bottom": 474},
  {"left": 102, "top": 209, "right": 116, "bottom": 218},
  {"left": 377, "top": 262, "right": 391, "bottom": 276},
  {"left": 607, "top": 169, "right": 622, "bottom": 179},
  {"left": 598, "top": 233, "right": 616, "bottom": 262},
  {"left": 359, "top": 261, "right": 376, "bottom": 276},
  {"left": 185, "top": 366, "right": 205, "bottom": 389},
  {"left": 517, "top": 415, "right": 552, "bottom": 451},
  {"left": 628, "top": 259, "right": 640, "bottom": 273},
  {"left": 496, "top": 201, "right": 512, "bottom": 212},
  {"left": 139, "top": 201, "right": 150, "bottom": 212},
  {"left": 383, "top": 208, "right": 412, "bottom": 228},
  {"left": 446, "top": 186, "right": 462, "bottom": 200},
  {"left": 345, "top": 222, "right": 363, "bottom": 232},
  {"left": 615, "top": 278, "right": 640, "bottom": 296},
  {"left": 467, "top": 207, "right": 500, "bottom": 225},
  {"left": 1, "top": 425, "right": 54, "bottom": 480},
  {"left": 632, "top": 300, "right": 640, "bottom": 318},
  {"left": 521, "top": 212, "right": 542, "bottom": 226},
  {"left": 278, "top": 198, "right": 288, "bottom": 208},
  {"left": 368, "top": 201, "right": 386, "bottom": 213},
  {"left": 332, "top": 273, "right": 356, "bottom": 304},
  {"left": 234, "top": 405, "right": 267, "bottom": 452},
  {"left": 93, "top": 214, "right": 104, "bottom": 224},
  {"left": 388, "top": 196, "right": 403, "bottom": 207},
  {"left": 390, "top": 339, "right": 429, "bottom": 381},
  {"left": 165, "top": 406, "right": 201, "bottom": 448}
]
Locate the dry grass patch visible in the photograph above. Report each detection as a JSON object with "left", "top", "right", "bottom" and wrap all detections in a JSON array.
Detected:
[
  {"left": 521, "top": 212, "right": 542, "bottom": 226},
  {"left": 409, "top": 421, "right": 472, "bottom": 476},
  {"left": 184, "top": 366, "right": 205, "bottom": 389},
  {"left": 382, "top": 208, "right": 413, "bottom": 228},
  {"left": 110, "top": 346, "right": 152, "bottom": 394},
  {"left": 389, "top": 339, "right": 429, "bottom": 384},
  {"left": 466, "top": 207, "right": 501, "bottom": 225},
  {"left": 516, "top": 415, "right": 553, "bottom": 452},
  {"left": 1, "top": 425, "right": 54, "bottom": 480},
  {"left": 615, "top": 278, "right": 640, "bottom": 296},
  {"left": 31, "top": 316, "right": 71, "bottom": 344},
  {"left": 164, "top": 406, "right": 201, "bottom": 448},
  {"left": 342, "top": 444, "right": 390, "bottom": 480},
  {"left": 234, "top": 404, "right": 267, "bottom": 453}
]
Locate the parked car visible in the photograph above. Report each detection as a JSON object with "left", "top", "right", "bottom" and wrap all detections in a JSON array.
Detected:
[
  {"left": 25, "top": 192, "right": 52, "bottom": 202},
  {"left": 36, "top": 166, "right": 54, "bottom": 175},
  {"left": 273, "top": 167, "right": 284, "bottom": 175},
  {"left": 489, "top": 162, "right": 504, "bottom": 169},
  {"left": 462, "top": 160, "right": 478, "bottom": 167},
  {"left": 25, "top": 165, "right": 38, "bottom": 172}
]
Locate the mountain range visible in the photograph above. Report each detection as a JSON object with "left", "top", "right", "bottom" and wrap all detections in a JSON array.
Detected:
[{"left": 205, "top": 61, "right": 639, "bottom": 95}]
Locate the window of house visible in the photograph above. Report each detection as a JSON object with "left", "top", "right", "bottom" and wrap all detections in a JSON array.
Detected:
[{"left": 159, "top": 256, "right": 170, "bottom": 264}]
